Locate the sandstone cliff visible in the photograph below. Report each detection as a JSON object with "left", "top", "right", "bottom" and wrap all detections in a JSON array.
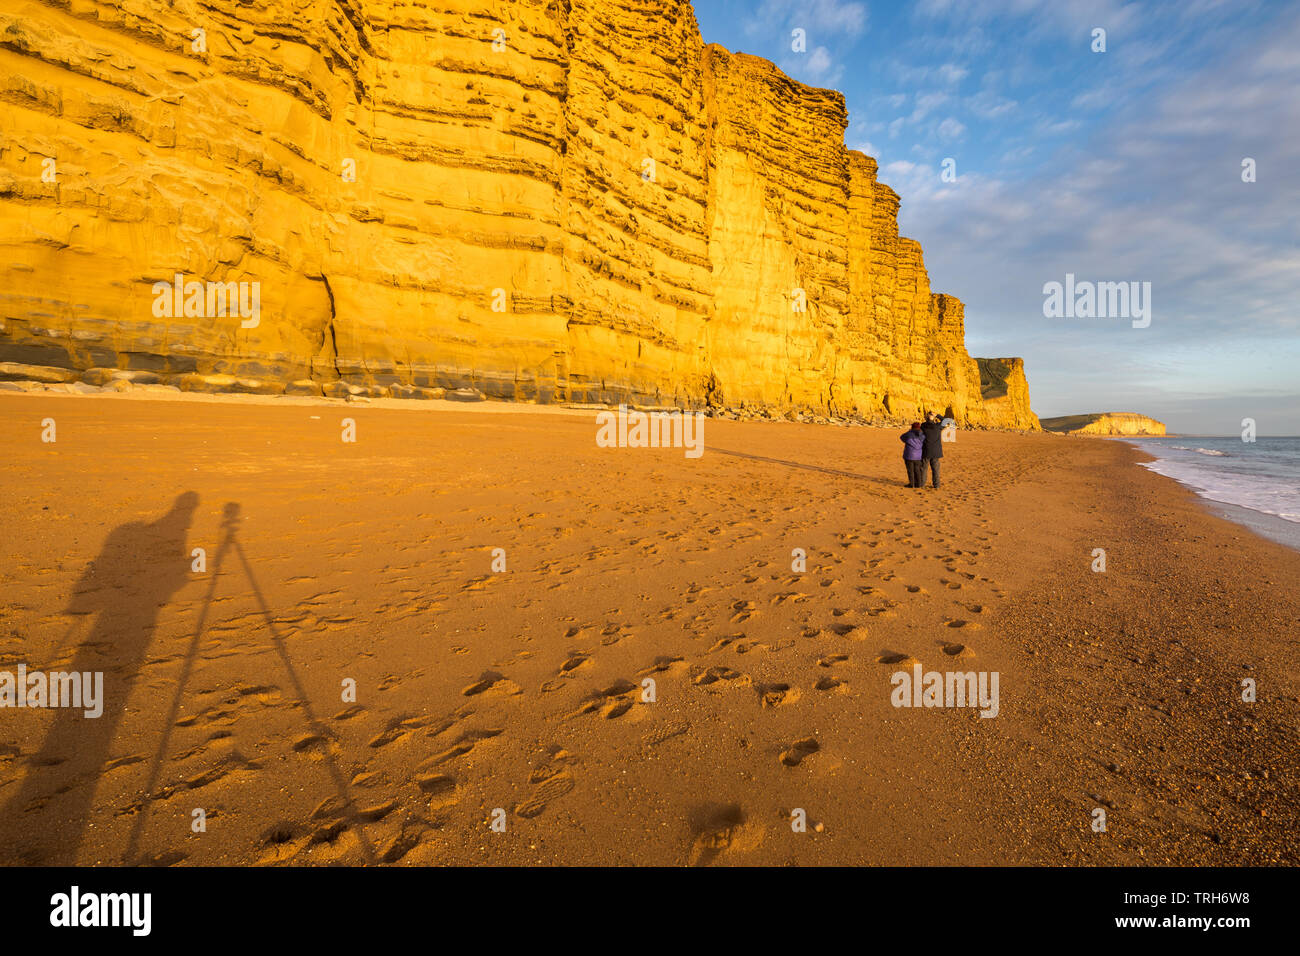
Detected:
[
  {"left": 976, "top": 358, "right": 1040, "bottom": 430},
  {"left": 1040, "top": 413, "right": 1167, "bottom": 437},
  {"left": 0, "top": 0, "right": 1037, "bottom": 427}
]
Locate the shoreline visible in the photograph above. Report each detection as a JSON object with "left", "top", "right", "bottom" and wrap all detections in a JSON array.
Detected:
[
  {"left": 1119, "top": 437, "right": 1300, "bottom": 553},
  {"left": 1204, "top": 501, "right": 1300, "bottom": 553},
  {"left": 2, "top": 394, "right": 1298, "bottom": 865}
]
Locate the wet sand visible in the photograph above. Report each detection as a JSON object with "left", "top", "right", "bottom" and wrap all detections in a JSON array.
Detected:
[{"left": 1, "top": 392, "right": 1297, "bottom": 865}]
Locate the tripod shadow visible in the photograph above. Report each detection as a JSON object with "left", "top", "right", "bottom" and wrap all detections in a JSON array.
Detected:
[
  {"left": 0, "top": 491, "right": 199, "bottom": 865},
  {"left": 0, "top": 495, "right": 376, "bottom": 866},
  {"left": 124, "top": 502, "right": 376, "bottom": 865}
]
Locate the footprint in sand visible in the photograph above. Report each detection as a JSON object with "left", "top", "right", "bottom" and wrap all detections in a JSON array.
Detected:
[
  {"left": 687, "top": 803, "right": 751, "bottom": 866},
  {"left": 730, "top": 600, "right": 758, "bottom": 623},
  {"left": 600, "top": 623, "right": 632, "bottom": 647},
  {"left": 422, "top": 728, "right": 503, "bottom": 767},
  {"left": 416, "top": 773, "right": 459, "bottom": 811},
  {"left": 640, "top": 719, "right": 691, "bottom": 749},
  {"left": 602, "top": 698, "right": 633, "bottom": 719},
  {"left": 814, "top": 676, "right": 845, "bottom": 691},
  {"left": 257, "top": 823, "right": 308, "bottom": 864},
  {"left": 942, "top": 642, "right": 975, "bottom": 660},
  {"left": 755, "top": 682, "right": 799, "bottom": 707},
  {"left": 576, "top": 679, "right": 638, "bottom": 718},
  {"left": 559, "top": 653, "right": 591, "bottom": 675},
  {"left": 367, "top": 718, "right": 414, "bottom": 750},
  {"left": 779, "top": 737, "right": 820, "bottom": 767},
  {"left": 462, "top": 670, "right": 523, "bottom": 697},
  {"left": 291, "top": 733, "right": 337, "bottom": 757},
  {"left": 357, "top": 799, "right": 398, "bottom": 823},
  {"left": 876, "top": 651, "right": 920, "bottom": 667},
  {"left": 379, "top": 823, "right": 428, "bottom": 864},
  {"left": 516, "top": 763, "right": 577, "bottom": 819},
  {"left": 693, "top": 666, "right": 744, "bottom": 687},
  {"left": 817, "top": 654, "right": 849, "bottom": 667},
  {"left": 943, "top": 618, "right": 979, "bottom": 630}
]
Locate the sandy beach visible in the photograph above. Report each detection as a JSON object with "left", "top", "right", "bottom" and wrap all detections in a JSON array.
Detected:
[{"left": 1, "top": 392, "right": 1297, "bottom": 866}]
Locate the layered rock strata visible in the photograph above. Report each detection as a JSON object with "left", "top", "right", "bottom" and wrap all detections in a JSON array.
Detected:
[
  {"left": 976, "top": 358, "right": 1040, "bottom": 431},
  {"left": 0, "top": 0, "right": 1038, "bottom": 427}
]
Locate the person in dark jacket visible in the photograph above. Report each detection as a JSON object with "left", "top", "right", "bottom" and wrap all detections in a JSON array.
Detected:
[
  {"left": 900, "top": 422, "right": 925, "bottom": 488},
  {"left": 919, "top": 411, "right": 945, "bottom": 488}
]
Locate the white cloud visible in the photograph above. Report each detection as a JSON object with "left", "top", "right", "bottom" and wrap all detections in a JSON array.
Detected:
[
  {"left": 937, "top": 117, "right": 966, "bottom": 140},
  {"left": 891, "top": 9, "right": 1300, "bottom": 422},
  {"left": 937, "top": 63, "right": 969, "bottom": 85},
  {"left": 744, "top": 0, "right": 869, "bottom": 39},
  {"left": 966, "top": 88, "right": 1016, "bottom": 118},
  {"left": 890, "top": 61, "right": 970, "bottom": 87},
  {"left": 913, "top": 0, "right": 1139, "bottom": 38},
  {"left": 909, "top": 91, "right": 949, "bottom": 123},
  {"left": 779, "top": 45, "right": 842, "bottom": 87},
  {"left": 806, "top": 46, "right": 836, "bottom": 78}
]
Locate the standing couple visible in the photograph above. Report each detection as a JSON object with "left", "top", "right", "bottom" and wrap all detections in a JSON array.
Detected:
[{"left": 900, "top": 411, "right": 945, "bottom": 489}]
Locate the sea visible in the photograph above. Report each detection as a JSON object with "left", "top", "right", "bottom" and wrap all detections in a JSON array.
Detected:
[{"left": 1124, "top": 436, "right": 1300, "bottom": 551}]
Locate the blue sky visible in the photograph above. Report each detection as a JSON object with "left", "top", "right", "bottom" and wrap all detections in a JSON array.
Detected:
[{"left": 691, "top": 0, "right": 1300, "bottom": 434}]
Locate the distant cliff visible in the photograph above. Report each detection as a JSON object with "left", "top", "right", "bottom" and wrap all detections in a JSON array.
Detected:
[
  {"left": 0, "top": 0, "right": 1037, "bottom": 427},
  {"left": 1040, "top": 413, "right": 1167, "bottom": 436},
  {"left": 976, "top": 358, "right": 1040, "bottom": 431}
]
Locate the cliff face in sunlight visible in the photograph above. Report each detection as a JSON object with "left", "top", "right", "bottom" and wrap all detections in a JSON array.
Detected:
[
  {"left": 977, "top": 358, "right": 1041, "bottom": 430},
  {"left": 0, "top": 0, "right": 1037, "bottom": 426},
  {"left": 1041, "top": 413, "right": 1167, "bottom": 436}
]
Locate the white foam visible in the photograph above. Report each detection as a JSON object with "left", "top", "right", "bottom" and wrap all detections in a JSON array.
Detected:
[{"left": 1140, "top": 459, "right": 1300, "bottom": 524}]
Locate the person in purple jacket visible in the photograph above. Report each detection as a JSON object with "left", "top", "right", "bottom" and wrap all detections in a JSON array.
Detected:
[{"left": 900, "top": 422, "right": 925, "bottom": 488}]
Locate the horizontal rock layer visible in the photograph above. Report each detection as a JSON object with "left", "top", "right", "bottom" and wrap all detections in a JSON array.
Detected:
[
  {"left": 0, "top": 0, "right": 1037, "bottom": 427},
  {"left": 1040, "top": 413, "right": 1167, "bottom": 436},
  {"left": 977, "top": 358, "right": 1040, "bottom": 431}
]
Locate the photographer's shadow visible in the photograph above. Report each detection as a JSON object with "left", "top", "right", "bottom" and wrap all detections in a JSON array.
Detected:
[{"left": 0, "top": 491, "right": 199, "bottom": 865}]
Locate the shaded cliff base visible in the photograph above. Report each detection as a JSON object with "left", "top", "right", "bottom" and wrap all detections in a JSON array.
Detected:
[
  {"left": 3, "top": 396, "right": 1298, "bottom": 865},
  {"left": 0, "top": 362, "right": 1042, "bottom": 430}
]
